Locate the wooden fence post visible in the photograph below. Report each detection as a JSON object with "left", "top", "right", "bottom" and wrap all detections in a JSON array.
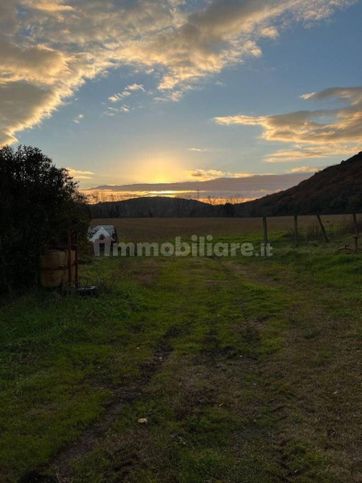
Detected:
[
  {"left": 67, "top": 230, "right": 72, "bottom": 287},
  {"left": 294, "top": 215, "right": 299, "bottom": 247},
  {"left": 262, "top": 216, "right": 268, "bottom": 245},
  {"left": 0, "top": 237, "right": 13, "bottom": 297},
  {"left": 353, "top": 213, "right": 359, "bottom": 237},
  {"left": 75, "top": 231, "right": 79, "bottom": 288},
  {"left": 353, "top": 235, "right": 359, "bottom": 253},
  {"left": 316, "top": 214, "right": 329, "bottom": 243}
]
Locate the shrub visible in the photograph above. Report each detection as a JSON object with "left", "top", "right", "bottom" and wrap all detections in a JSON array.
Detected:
[{"left": 0, "top": 145, "right": 89, "bottom": 294}]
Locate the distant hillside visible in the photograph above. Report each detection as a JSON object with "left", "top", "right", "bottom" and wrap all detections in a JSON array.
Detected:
[
  {"left": 89, "top": 196, "right": 222, "bottom": 218},
  {"left": 90, "top": 173, "right": 309, "bottom": 193},
  {"left": 234, "top": 152, "right": 362, "bottom": 216}
]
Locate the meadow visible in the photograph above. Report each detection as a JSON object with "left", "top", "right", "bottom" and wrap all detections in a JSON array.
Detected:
[
  {"left": 92, "top": 214, "right": 357, "bottom": 242},
  {"left": 0, "top": 216, "right": 361, "bottom": 482}
]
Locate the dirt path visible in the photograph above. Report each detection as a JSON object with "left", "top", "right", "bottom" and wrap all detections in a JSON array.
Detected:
[
  {"left": 18, "top": 255, "right": 361, "bottom": 482},
  {"left": 46, "top": 333, "right": 175, "bottom": 481}
]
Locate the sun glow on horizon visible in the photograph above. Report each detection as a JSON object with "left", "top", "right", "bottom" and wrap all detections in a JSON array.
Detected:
[{"left": 129, "top": 154, "right": 190, "bottom": 184}]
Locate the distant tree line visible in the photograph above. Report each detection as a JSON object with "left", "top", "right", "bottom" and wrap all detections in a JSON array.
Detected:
[
  {"left": 89, "top": 197, "right": 239, "bottom": 218},
  {"left": 0, "top": 146, "right": 89, "bottom": 295}
]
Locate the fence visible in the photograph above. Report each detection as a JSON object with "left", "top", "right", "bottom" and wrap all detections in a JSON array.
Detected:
[{"left": 261, "top": 213, "right": 361, "bottom": 249}]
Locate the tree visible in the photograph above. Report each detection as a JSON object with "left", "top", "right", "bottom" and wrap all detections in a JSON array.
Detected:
[
  {"left": 223, "top": 203, "right": 235, "bottom": 217},
  {"left": 0, "top": 145, "right": 89, "bottom": 294}
]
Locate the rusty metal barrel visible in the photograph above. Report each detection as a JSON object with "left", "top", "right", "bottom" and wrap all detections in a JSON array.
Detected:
[{"left": 40, "top": 250, "right": 76, "bottom": 288}]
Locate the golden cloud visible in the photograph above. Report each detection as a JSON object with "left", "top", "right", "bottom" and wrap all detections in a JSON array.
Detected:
[
  {"left": 289, "top": 166, "right": 319, "bottom": 174},
  {"left": 215, "top": 87, "right": 362, "bottom": 162},
  {"left": 66, "top": 167, "right": 95, "bottom": 180},
  {"left": 190, "top": 169, "right": 252, "bottom": 180},
  {"left": 0, "top": 0, "right": 357, "bottom": 145}
]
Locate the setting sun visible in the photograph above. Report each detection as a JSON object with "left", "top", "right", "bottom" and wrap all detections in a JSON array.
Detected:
[{"left": 131, "top": 154, "right": 187, "bottom": 184}]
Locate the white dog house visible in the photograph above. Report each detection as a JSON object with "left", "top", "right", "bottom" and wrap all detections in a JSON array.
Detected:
[{"left": 88, "top": 225, "right": 118, "bottom": 256}]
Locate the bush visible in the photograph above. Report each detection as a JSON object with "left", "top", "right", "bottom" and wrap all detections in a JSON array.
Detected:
[{"left": 0, "top": 145, "right": 89, "bottom": 294}]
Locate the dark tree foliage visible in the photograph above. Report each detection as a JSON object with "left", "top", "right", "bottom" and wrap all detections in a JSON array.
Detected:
[
  {"left": 0, "top": 145, "right": 89, "bottom": 294},
  {"left": 223, "top": 203, "right": 235, "bottom": 217}
]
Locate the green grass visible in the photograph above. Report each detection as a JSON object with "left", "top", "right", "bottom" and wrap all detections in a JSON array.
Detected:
[{"left": 0, "top": 227, "right": 361, "bottom": 481}]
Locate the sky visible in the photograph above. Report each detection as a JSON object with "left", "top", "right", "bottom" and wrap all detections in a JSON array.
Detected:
[{"left": 1, "top": 0, "right": 362, "bottom": 189}]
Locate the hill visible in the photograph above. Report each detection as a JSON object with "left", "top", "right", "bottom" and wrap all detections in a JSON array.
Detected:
[
  {"left": 90, "top": 172, "right": 308, "bottom": 194},
  {"left": 85, "top": 172, "right": 310, "bottom": 204},
  {"left": 234, "top": 152, "right": 362, "bottom": 216},
  {"left": 89, "top": 196, "right": 222, "bottom": 218}
]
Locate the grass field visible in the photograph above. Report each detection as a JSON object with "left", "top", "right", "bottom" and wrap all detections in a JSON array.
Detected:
[
  {"left": 91, "top": 214, "right": 358, "bottom": 242},
  {"left": 0, "top": 218, "right": 361, "bottom": 482}
]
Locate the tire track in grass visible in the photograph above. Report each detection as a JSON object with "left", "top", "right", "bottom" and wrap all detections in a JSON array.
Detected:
[
  {"left": 221, "top": 257, "right": 361, "bottom": 481},
  {"left": 19, "top": 328, "right": 176, "bottom": 482},
  {"left": 218, "top": 258, "right": 334, "bottom": 481},
  {"left": 45, "top": 258, "right": 219, "bottom": 482}
]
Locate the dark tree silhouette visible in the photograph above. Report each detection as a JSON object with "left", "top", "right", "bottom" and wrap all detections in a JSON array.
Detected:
[
  {"left": 0, "top": 145, "right": 88, "bottom": 295},
  {"left": 223, "top": 203, "right": 235, "bottom": 217}
]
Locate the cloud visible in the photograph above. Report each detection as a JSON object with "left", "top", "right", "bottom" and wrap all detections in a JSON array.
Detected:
[
  {"left": 0, "top": 0, "right": 357, "bottom": 145},
  {"left": 73, "top": 114, "right": 84, "bottom": 124},
  {"left": 108, "top": 83, "right": 145, "bottom": 103},
  {"left": 134, "top": 0, "right": 354, "bottom": 91},
  {"left": 105, "top": 105, "right": 131, "bottom": 116},
  {"left": 66, "top": 167, "right": 95, "bottom": 180},
  {"left": 190, "top": 169, "right": 252, "bottom": 180},
  {"left": 214, "top": 86, "right": 362, "bottom": 162},
  {"left": 188, "top": 146, "right": 226, "bottom": 153},
  {"left": 0, "top": 81, "right": 64, "bottom": 145},
  {"left": 26, "top": 1, "right": 74, "bottom": 13},
  {"left": 263, "top": 145, "right": 358, "bottom": 163},
  {"left": 0, "top": 1, "right": 20, "bottom": 34},
  {"left": 260, "top": 26, "right": 279, "bottom": 39},
  {"left": 289, "top": 166, "right": 319, "bottom": 173},
  {"left": 0, "top": 38, "right": 68, "bottom": 84},
  {"left": 188, "top": 147, "right": 211, "bottom": 153},
  {"left": 127, "top": 83, "right": 145, "bottom": 92},
  {"left": 108, "top": 92, "right": 131, "bottom": 103}
]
